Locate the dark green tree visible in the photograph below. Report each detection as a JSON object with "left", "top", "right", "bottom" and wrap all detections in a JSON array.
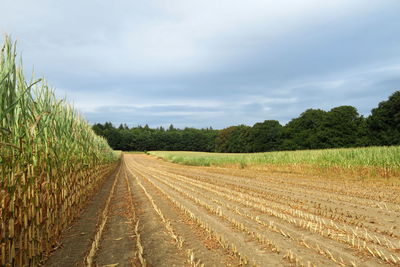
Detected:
[
  {"left": 367, "top": 91, "right": 400, "bottom": 145},
  {"left": 215, "top": 126, "right": 236, "bottom": 152},
  {"left": 248, "top": 120, "right": 283, "bottom": 152},
  {"left": 91, "top": 91, "right": 399, "bottom": 152},
  {"left": 282, "top": 109, "right": 327, "bottom": 150},
  {"left": 215, "top": 125, "right": 251, "bottom": 152},
  {"left": 322, "top": 106, "right": 367, "bottom": 148}
]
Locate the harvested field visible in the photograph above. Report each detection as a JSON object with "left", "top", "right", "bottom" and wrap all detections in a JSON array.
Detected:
[{"left": 44, "top": 153, "right": 400, "bottom": 266}]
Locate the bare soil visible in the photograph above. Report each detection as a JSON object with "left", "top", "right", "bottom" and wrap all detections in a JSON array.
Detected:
[
  {"left": 44, "top": 154, "right": 400, "bottom": 267},
  {"left": 44, "top": 164, "right": 121, "bottom": 267},
  {"left": 94, "top": 166, "right": 136, "bottom": 267}
]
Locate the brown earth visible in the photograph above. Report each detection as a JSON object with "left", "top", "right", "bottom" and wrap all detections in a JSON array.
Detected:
[{"left": 44, "top": 154, "right": 400, "bottom": 267}]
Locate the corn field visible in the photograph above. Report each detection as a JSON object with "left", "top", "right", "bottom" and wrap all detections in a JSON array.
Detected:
[{"left": 0, "top": 36, "right": 119, "bottom": 265}]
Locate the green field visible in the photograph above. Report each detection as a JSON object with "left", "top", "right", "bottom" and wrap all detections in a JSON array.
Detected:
[{"left": 149, "top": 146, "right": 400, "bottom": 179}]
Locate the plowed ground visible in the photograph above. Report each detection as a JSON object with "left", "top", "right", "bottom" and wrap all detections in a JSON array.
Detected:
[{"left": 45, "top": 154, "right": 400, "bottom": 267}]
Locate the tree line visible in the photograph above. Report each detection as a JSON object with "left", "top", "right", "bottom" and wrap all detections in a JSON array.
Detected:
[{"left": 93, "top": 91, "right": 400, "bottom": 152}]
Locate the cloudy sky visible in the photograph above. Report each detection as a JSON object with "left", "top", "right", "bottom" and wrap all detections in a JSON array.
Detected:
[{"left": 1, "top": 0, "right": 399, "bottom": 128}]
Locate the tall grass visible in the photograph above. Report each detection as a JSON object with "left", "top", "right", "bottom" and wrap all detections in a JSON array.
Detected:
[
  {"left": 0, "top": 36, "right": 119, "bottom": 265},
  {"left": 149, "top": 146, "right": 400, "bottom": 179}
]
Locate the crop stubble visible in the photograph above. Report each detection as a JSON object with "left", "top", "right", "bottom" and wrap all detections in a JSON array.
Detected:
[
  {"left": 123, "top": 154, "right": 400, "bottom": 267},
  {"left": 45, "top": 154, "right": 400, "bottom": 266}
]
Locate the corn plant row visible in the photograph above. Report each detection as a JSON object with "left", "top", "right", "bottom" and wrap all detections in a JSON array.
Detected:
[
  {"left": 0, "top": 36, "right": 119, "bottom": 266},
  {"left": 141, "top": 163, "right": 400, "bottom": 265}
]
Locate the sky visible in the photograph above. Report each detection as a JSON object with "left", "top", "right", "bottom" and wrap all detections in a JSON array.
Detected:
[{"left": 1, "top": 0, "right": 400, "bottom": 129}]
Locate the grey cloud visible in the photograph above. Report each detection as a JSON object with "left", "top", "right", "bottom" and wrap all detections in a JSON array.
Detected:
[{"left": 1, "top": 1, "right": 400, "bottom": 128}]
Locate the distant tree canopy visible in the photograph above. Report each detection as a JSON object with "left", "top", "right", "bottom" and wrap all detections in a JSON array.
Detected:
[
  {"left": 367, "top": 91, "right": 400, "bottom": 146},
  {"left": 93, "top": 91, "right": 400, "bottom": 152},
  {"left": 248, "top": 120, "right": 283, "bottom": 152},
  {"left": 92, "top": 124, "right": 218, "bottom": 152}
]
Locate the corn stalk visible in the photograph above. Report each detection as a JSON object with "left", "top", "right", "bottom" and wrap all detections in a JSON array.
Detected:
[{"left": 0, "top": 36, "right": 119, "bottom": 266}]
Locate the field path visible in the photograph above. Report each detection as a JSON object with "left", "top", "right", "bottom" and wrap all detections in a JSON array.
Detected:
[{"left": 44, "top": 154, "right": 400, "bottom": 266}]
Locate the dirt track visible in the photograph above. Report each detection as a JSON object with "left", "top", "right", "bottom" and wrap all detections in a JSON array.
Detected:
[{"left": 45, "top": 154, "right": 400, "bottom": 266}]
